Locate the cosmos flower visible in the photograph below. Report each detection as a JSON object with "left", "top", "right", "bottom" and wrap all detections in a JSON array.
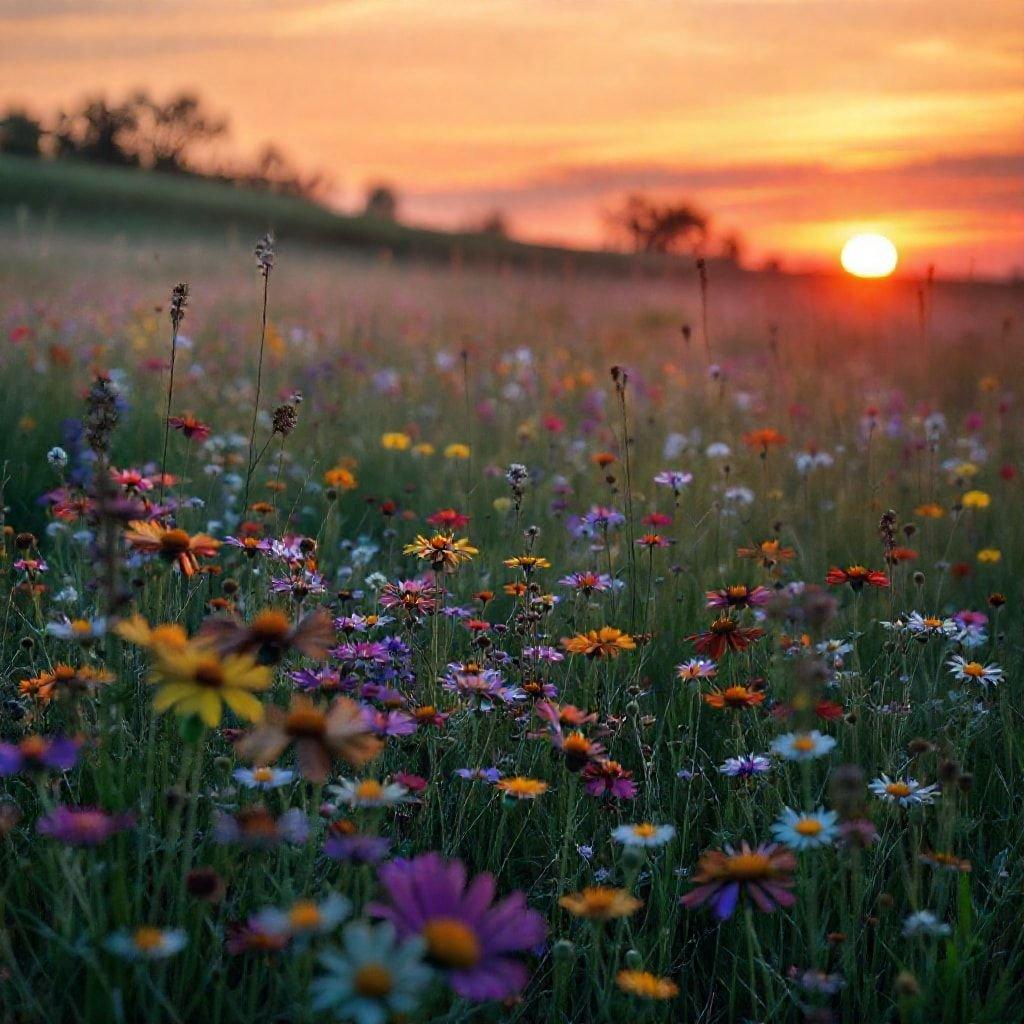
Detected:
[
  {"left": 561, "top": 627, "right": 636, "bottom": 658},
  {"left": 705, "top": 584, "right": 772, "bottom": 610},
  {"left": 825, "top": 566, "right": 890, "bottom": 590},
  {"left": 688, "top": 617, "right": 765, "bottom": 659},
  {"left": 558, "top": 570, "right": 616, "bottom": 594},
  {"left": 402, "top": 533, "right": 478, "bottom": 573},
  {"left": 253, "top": 894, "right": 350, "bottom": 939},
  {"left": 703, "top": 685, "right": 765, "bottom": 711},
  {"left": 719, "top": 754, "right": 773, "bottom": 778},
  {"left": 123, "top": 521, "right": 221, "bottom": 576},
  {"left": 233, "top": 766, "right": 295, "bottom": 789},
  {"left": 167, "top": 414, "right": 211, "bottom": 442},
  {"left": 236, "top": 696, "right": 382, "bottom": 783},
  {"left": 0, "top": 735, "right": 81, "bottom": 776},
  {"left": 611, "top": 823, "right": 676, "bottom": 848},
  {"left": 37, "top": 806, "right": 134, "bottom": 846},
  {"left": 312, "top": 921, "right": 433, "bottom": 1024},
  {"left": 771, "top": 731, "right": 837, "bottom": 762},
  {"left": 676, "top": 658, "right": 717, "bottom": 682},
  {"left": 770, "top": 807, "right": 840, "bottom": 850},
  {"left": 868, "top": 775, "right": 940, "bottom": 807},
  {"left": 681, "top": 842, "right": 796, "bottom": 919},
  {"left": 947, "top": 655, "right": 1004, "bottom": 688},
  {"left": 616, "top": 970, "right": 679, "bottom": 1000},
  {"left": 198, "top": 607, "right": 334, "bottom": 665},
  {"left": 581, "top": 759, "right": 637, "bottom": 800},
  {"left": 379, "top": 579, "right": 440, "bottom": 618},
  {"left": 213, "top": 806, "right": 309, "bottom": 848},
  {"left": 559, "top": 886, "right": 642, "bottom": 920},
  {"left": 737, "top": 539, "right": 796, "bottom": 570},
  {"left": 367, "top": 853, "right": 546, "bottom": 1001},
  {"left": 496, "top": 777, "right": 549, "bottom": 800},
  {"left": 149, "top": 642, "right": 270, "bottom": 727},
  {"left": 105, "top": 927, "right": 187, "bottom": 960}
]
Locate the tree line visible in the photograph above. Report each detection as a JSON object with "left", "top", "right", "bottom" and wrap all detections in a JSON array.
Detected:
[{"left": 0, "top": 91, "right": 327, "bottom": 200}]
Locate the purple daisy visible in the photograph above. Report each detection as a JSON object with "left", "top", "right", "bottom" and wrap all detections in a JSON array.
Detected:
[
  {"left": 0, "top": 735, "right": 82, "bottom": 776},
  {"left": 36, "top": 806, "right": 134, "bottom": 846},
  {"left": 367, "top": 852, "right": 546, "bottom": 1001}
]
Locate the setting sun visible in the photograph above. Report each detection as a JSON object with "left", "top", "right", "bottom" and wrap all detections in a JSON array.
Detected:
[{"left": 841, "top": 233, "right": 899, "bottom": 278}]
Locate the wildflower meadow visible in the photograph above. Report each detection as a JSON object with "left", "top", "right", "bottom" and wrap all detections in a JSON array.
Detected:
[{"left": 0, "top": 230, "right": 1021, "bottom": 1024}]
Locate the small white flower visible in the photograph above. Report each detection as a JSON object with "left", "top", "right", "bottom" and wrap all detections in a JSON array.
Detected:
[
  {"left": 233, "top": 766, "right": 295, "bottom": 790},
  {"left": 869, "top": 774, "right": 940, "bottom": 807},
  {"left": 902, "top": 910, "right": 951, "bottom": 938},
  {"left": 611, "top": 823, "right": 676, "bottom": 848},
  {"left": 771, "top": 731, "right": 836, "bottom": 762},
  {"left": 947, "top": 655, "right": 1003, "bottom": 688},
  {"left": 105, "top": 927, "right": 187, "bottom": 960},
  {"left": 47, "top": 446, "right": 68, "bottom": 469},
  {"left": 770, "top": 807, "right": 840, "bottom": 850}
]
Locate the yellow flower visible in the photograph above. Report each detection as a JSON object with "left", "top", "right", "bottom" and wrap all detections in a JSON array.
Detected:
[
  {"left": 616, "top": 970, "right": 679, "bottom": 1000},
  {"left": 961, "top": 490, "right": 991, "bottom": 509},
  {"left": 914, "top": 503, "right": 945, "bottom": 519},
  {"left": 953, "top": 462, "right": 979, "bottom": 479},
  {"left": 411, "top": 443, "right": 435, "bottom": 456},
  {"left": 977, "top": 548, "right": 1001, "bottom": 564},
  {"left": 150, "top": 642, "right": 271, "bottom": 727},
  {"left": 503, "top": 555, "right": 551, "bottom": 572},
  {"left": 402, "top": 533, "right": 478, "bottom": 573},
  {"left": 492, "top": 496, "right": 512, "bottom": 513},
  {"left": 115, "top": 614, "right": 189, "bottom": 653},
  {"left": 381, "top": 432, "right": 412, "bottom": 451},
  {"left": 444, "top": 443, "right": 471, "bottom": 459}
]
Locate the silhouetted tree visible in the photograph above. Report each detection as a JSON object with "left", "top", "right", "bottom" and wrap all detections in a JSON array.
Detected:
[
  {"left": 608, "top": 194, "right": 708, "bottom": 254},
  {"left": 0, "top": 110, "right": 43, "bottom": 158},
  {"left": 719, "top": 231, "right": 745, "bottom": 265},
  {"left": 53, "top": 96, "right": 140, "bottom": 166},
  {"left": 127, "top": 91, "right": 227, "bottom": 172},
  {"left": 476, "top": 209, "right": 510, "bottom": 237},
  {"left": 364, "top": 184, "right": 398, "bottom": 221}
]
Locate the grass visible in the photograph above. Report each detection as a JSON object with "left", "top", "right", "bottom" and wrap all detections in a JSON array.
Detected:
[{"left": 0, "top": 226, "right": 1021, "bottom": 1023}]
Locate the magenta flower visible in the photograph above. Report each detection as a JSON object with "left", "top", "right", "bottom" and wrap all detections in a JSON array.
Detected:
[
  {"left": 367, "top": 852, "right": 546, "bottom": 1001},
  {"left": 0, "top": 735, "right": 81, "bottom": 776},
  {"left": 581, "top": 759, "right": 638, "bottom": 800},
  {"left": 36, "top": 806, "right": 134, "bottom": 846}
]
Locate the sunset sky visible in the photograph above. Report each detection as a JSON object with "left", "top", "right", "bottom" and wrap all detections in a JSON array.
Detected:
[{"left": 2, "top": 0, "right": 1022, "bottom": 276}]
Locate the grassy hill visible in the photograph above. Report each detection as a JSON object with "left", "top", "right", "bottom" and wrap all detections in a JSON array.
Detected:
[{"left": 0, "top": 154, "right": 716, "bottom": 276}]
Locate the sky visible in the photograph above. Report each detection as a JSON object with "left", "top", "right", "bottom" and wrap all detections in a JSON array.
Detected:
[{"left": 2, "top": 0, "right": 1022, "bottom": 276}]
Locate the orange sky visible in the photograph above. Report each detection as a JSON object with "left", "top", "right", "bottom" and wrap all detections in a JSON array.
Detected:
[{"left": 2, "top": 0, "right": 1022, "bottom": 276}]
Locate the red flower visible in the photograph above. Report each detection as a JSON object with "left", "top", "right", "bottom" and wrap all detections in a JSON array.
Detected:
[
  {"left": 825, "top": 565, "right": 890, "bottom": 589},
  {"left": 688, "top": 617, "right": 765, "bottom": 659},
  {"left": 426, "top": 508, "right": 471, "bottom": 529}
]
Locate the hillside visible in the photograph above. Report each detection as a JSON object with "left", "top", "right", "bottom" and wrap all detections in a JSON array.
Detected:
[{"left": 0, "top": 155, "right": 725, "bottom": 277}]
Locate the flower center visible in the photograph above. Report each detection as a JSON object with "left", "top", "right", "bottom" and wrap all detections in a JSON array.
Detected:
[
  {"left": 353, "top": 963, "right": 394, "bottom": 997},
  {"left": 886, "top": 782, "right": 912, "bottom": 797},
  {"left": 252, "top": 767, "right": 274, "bottom": 782},
  {"left": 963, "top": 662, "right": 984, "bottom": 677},
  {"left": 252, "top": 610, "right": 292, "bottom": 639},
  {"left": 193, "top": 659, "right": 226, "bottom": 688},
  {"left": 422, "top": 917, "right": 482, "bottom": 969},
  {"left": 792, "top": 736, "right": 815, "bottom": 753},
  {"left": 285, "top": 708, "right": 327, "bottom": 736},
  {"left": 724, "top": 852, "right": 772, "bottom": 879},
  {"left": 288, "top": 901, "right": 321, "bottom": 930},
  {"left": 160, "top": 529, "right": 193, "bottom": 555},
  {"left": 794, "top": 818, "right": 823, "bottom": 836},
  {"left": 355, "top": 780, "right": 384, "bottom": 802},
  {"left": 633, "top": 823, "right": 657, "bottom": 838},
  {"left": 132, "top": 927, "right": 164, "bottom": 951}
]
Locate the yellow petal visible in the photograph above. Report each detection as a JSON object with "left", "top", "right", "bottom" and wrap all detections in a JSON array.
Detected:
[{"left": 222, "top": 688, "right": 265, "bottom": 724}]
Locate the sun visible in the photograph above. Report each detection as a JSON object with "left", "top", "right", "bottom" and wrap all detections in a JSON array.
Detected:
[{"left": 841, "top": 233, "right": 898, "bottom": 278}]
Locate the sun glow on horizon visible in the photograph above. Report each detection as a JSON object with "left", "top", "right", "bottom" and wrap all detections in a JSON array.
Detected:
[{"left": 841, "top": 233, "right": 899, "bottom": 278}]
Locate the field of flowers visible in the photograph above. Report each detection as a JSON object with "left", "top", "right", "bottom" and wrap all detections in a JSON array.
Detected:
[{"left": 0, "top": 229, "right": 1021, "bottom": 1023}]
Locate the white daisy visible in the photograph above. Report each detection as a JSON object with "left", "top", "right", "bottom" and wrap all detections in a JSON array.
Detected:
[
  {"left": 869, "top": 774, "right": 940, "bottom": 807},
  {"left": 947, "top": 655, "right": 1003, "bottom": 688},
  {"left": 770, "top": 807, "right": 840, "bottom": 850},
  {"left": 105, "top": 926, "right": 187, "bottom": 960},
  {"left": 611, "top": 823, "right": 676, "bottom": 848},
  {"left": 233, "top": 766, "right": 295, "bottom": 789},
  {"left": 771, "top": 731, "right": 837, "bottom": 762}
]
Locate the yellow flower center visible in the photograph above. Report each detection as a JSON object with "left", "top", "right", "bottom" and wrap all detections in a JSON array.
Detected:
[
  {"left": 886, "top": 782, "right": 912, "bottom": 797},
  {"left": 70, "top": 620, "right": 92, "bottom": 635},
  {"left": 792, "top": 736, "right": 815, "bottom": 753},
  {"left": 723, "top": 852, "right": 772, "bottom": 879},
  {"left": 353, "top": 963, "right": 394, "bottom": 997},
  {"left": 285, "top": 707, "right": 327, "bottom": 736},
  {"left": 633, "top": 823, "right": 658, "bottom": 838},
  {"left": 794, "top": 818, "right": 823, "bottom": 836},
  {"left": 355, "top": 780, "right": 384, "bottom": 802},
  {"left": 422, "top": 918, "right": 482, "bottom": 968},
  {"left": 288, "top": 901, "right": 322, "bottom": 930},
  {"left": 252, "top": 767, "right": 274, "bottom": 783},
  {"left": 962, "top": 662, "right": 984, "bottom": 677},
  {"left": 132, "top": 927, "right": 164, "bottom": 951}
]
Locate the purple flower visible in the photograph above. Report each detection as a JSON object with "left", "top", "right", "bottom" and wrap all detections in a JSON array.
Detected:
[
  {"left": 654, "top": 470, "right": 693, "bottom": 492},
  {"left": 363, "top": 708, "right": 417, "bottom": 738},
  {"left": 324, "top": 831, "right": 391, "bottom": 864},
  {"left": 37, "top": 806, "right": 134, "bottom": 845},
  {"left": 0, "top": 735, "right": 82, "bottom": 776},
  {"left": 719, "top": 754, "right": 773, "bottom": 779},
  {"left": 367, "top": 853, "right": 546, "bottom": 1001},
  {"left": 455, "top": 767, "right": 503, "bottom": 784}
]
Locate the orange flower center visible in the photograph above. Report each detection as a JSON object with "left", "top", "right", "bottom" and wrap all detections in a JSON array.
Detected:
[
  {"left": 160, "top": 529, "right": 193, "bottom": 555},
  {"left": 285, "top": 707, "right": 327, "bottom": 736},
  {"left": 794, "top": 818, "right": 823, "bottom": 836},
  {"left": 353, "top": 963, "right": 394, "bottom": 997},
  {"left": 422, "top": 918, "right": 482, "bottom": 968},
  {"left": 354, "top": 780, "right": 384, "bottom": 802},
  {"left": 886, "top": 782, "right": 912, "bottom": 797},
  {"left": 723, "top": 852, "right": 772, "bottom": 879},
  {"left": 288, "top": 901, "right": 322, "bottom": 930},
  {"left": 132, "top": 927, "right": 165, "bottom": 951}
]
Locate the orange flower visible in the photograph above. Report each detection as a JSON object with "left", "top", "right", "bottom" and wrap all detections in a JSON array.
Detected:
[
  {"left": 561, "top": 627, "right": 636, "bottom": 659},
  {"left": 703, "top": 685, "right": 765, "bottom": 710},
  {"left": 124, "top": 521, "right": 221, "bottom": 576},
  {"left": 743, "top": 429, "right": 787, "bottom": 451}
]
